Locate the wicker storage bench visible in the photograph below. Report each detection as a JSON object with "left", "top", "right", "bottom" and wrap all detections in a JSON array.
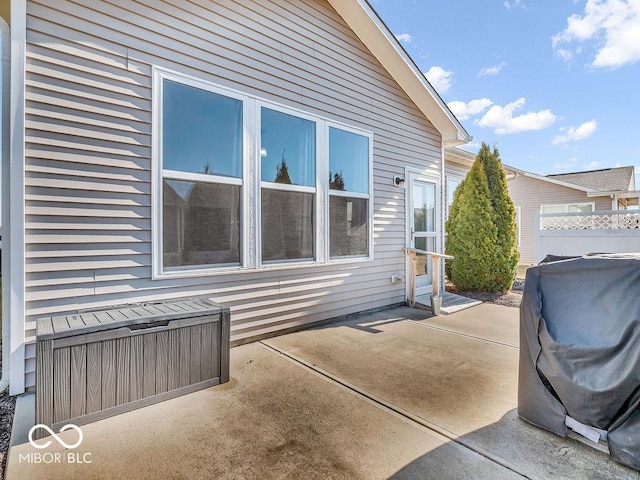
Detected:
[{"left": 35, "top": 298, "right": 229, "bottom": 435}]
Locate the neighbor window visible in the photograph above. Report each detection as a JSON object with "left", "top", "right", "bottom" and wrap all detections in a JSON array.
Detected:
[
  {"left": 541, "top": 203, "right": 594, "bottom": 214},
  {"left": 328, "top": 127, "right": 371, "bottom": 258},
  {"left": 161, "top": 79, "right": 243, "bottom": 269}
]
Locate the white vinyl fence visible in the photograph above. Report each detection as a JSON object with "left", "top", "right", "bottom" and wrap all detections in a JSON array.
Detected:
[{"left": 536, "top": 211, "right": 640, "bottom": 262}]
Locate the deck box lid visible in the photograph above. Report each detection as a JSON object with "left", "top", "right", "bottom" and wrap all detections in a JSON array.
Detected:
[{"left": 36, "top": 298, "right": 227, "bottom": 341}]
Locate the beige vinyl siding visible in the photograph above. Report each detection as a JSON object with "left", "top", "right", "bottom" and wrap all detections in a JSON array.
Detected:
[
  {"left": 22, "top": 0, "right": 442, "bottom": 387},
  {"left": 507, "top": 175, "right": 610, "bottom": 264}
]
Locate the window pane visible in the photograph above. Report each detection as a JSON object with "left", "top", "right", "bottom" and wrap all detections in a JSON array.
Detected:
[
  {"left": 261, "top": 189, "right": 314, "bottom": 261},
  {"left": 163, "top": 179, "right": 240, "bottom": 267},
  {"left": 542, "top": 205, "right": 564, "bottom": 214},
  {"left": 447, "top": 179, "right": 460, "bottom": 211},
  {"left": 414, "top": 182, "right": 436, "bottom": 233},
  {"left": 261, "top": 108, "right": 315, "bottom": 186},
  {"left": 569, "top": 204, "right": 593, "bottom": 213},
  {"left": 329, "top": 127, "right": 369, "bottom": 193},
  {"left": 414, "top": 237, "right": 436, "bottom": 276},
  {"left": 163, "top": 80, "right": 242, "bottom": 177},
  {"left": 330, "top": 196, "right": 368, "bottom": 257}
]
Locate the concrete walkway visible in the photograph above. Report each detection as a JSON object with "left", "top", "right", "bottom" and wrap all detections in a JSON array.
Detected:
[{"left": 7, "top": 305, "right": 639, "bottom": 479}]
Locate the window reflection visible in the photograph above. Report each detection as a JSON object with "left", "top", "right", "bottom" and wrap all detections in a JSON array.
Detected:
[
  {"left": 163, "top": 80, "right": 242, "bottom": 178},
  {"left": 329, "top": 127, "right": 369, "bottom": 193},
  {"left": 163, "top": 179, "right": 241, "bottom": 267},
  {"left": 261, "top": 108, "right": 315, "bottom": 186}
]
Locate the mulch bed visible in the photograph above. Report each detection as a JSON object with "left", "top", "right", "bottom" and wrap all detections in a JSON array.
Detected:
[
  {"left": 446, "top": 278, "right": 525, "bottom": 309},
  {"left": 0, "top": 345, "right": 16, "bottom": 479}
]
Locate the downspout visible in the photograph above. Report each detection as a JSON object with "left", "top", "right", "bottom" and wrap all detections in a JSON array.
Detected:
[
  {"left": 0, "top": 17, "right": 10, "bottom": 394},
  {"left": 439, "top": 144, "right": 446, "bottom": 293}
]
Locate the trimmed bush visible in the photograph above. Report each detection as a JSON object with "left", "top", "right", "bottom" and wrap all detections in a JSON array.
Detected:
[{"left": 445, "top": 143, "right": 519, "bottom": 292}]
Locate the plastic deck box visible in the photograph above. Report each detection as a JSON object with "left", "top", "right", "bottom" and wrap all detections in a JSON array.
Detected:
[{"left": 35, "top": 298, "right": 229, "bottom": 437}]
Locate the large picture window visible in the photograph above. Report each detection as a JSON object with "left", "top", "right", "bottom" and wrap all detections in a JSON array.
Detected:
[
  {"left": 154, "top": 68, "right": 373, "bottom": 276},
  {"left": 328, "top": 127, "right": 371, "bottom": 258}
]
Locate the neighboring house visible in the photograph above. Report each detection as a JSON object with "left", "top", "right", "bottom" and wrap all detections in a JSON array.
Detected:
[
  {"left": 1, "top": 0, "right": 470, "bottom": 394},
  {"left": 504, "top": 165, "right": 639, "bottom": 265}
]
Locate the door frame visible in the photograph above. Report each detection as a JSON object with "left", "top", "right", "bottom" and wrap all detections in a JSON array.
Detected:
[{"left": 405, "top": 167, "right": 442, "bottom": 297}]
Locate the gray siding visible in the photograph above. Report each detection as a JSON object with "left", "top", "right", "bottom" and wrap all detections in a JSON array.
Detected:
[
  {"left": 507, "top": 175, "right": 611, "bottom": 264},
  {"left": 23, "top": 0, "right": 442, "bottom": 386}
]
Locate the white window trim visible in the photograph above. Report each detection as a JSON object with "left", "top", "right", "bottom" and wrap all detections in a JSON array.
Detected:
[
  {"left": 327, "top": 123, "right": 374, "bottom": 262},
  {"left": 540, "top": 202, "right": 595, "bottom": 214},
  {"left": 152, "top": 67, "right": 374, "bottom": 279},
  {"left": 257, "top": 101, "right": 321, "bottom": 266}
]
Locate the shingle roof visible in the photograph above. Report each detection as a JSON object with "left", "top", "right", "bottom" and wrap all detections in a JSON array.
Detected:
[{"left": 547, "top": 166, "right": 634, "bottom": 192}]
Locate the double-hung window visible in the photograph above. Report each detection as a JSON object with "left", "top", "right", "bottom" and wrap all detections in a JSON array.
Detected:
[
  {"left": 328, "top": 126, "right": 371, "bottom": 258},
  {"left": 155, "top": 68, "right": 373, "bottom": 276},
  {"left": 160, "top": 79, "right": 244, "bottom": 270},
  {"left": 260, "top": 107, "right": 316, "bottom": 263}
]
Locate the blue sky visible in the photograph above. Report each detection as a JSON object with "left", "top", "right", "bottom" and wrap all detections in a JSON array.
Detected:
[{"left": 371, "top": 0, "right": 640, "bottom": 179}]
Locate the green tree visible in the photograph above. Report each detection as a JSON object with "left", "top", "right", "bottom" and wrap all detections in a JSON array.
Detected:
[
  {"left": 445, "top": 142, "right": 519, "bottom": 292},
  {"left": 483, "top": 145, "right": 519, "bottom": 290},
  {"left": 329, "top": 170, "right": 345, "bottom": 190},
  {"left": 274, "top": 150, "right": 292, "bottom": 184}
]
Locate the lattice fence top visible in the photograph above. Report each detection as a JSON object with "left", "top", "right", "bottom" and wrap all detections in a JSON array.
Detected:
[{"left": 540, "top": 211, "right": 640, "bottom": 231}]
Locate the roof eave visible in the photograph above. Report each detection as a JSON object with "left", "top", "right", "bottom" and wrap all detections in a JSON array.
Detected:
[
  {"left": 444, "top": 146, "right": 476, "bottom": 168},
  {"left": 502, "top": 164, "right": 594, "bottom": 193},
  {"left": 327, "top": 0, "right": 471, "bottom": 147}
]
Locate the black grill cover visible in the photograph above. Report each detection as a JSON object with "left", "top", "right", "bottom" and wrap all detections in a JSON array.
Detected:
[{"left": 518, "top": 254, "right": 640, "bottom": 470}]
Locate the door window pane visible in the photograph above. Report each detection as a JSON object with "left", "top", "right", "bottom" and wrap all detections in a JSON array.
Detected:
[
  {"left": 261, "top": 108, "right": 315, "bottom": 186},
  {"left": 414, "top": 237, "right": 435, "bottom": 276},
  {"left": 163, "top": 179, "right": 241, "bottom": 267},
  {"left": 261, "top": 189, "right": 314, "bottom": 261},
  {"left": 414, "top": 183, "right": 436, "bottom": 232},
  {"left": 163, "top": 80, "right": 242, "bottom": 177},
  {"left": 329, "top": 128, "right": 369, "bottom": 193},
  {"left": 330, "top": 197, "right": 368, "bottom": 257}
]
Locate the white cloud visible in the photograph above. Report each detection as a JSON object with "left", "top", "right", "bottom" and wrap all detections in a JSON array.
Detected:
[
  {"left": 424, "top": 66, "right": 453, "bottom": 93},
  {"left": 476, "top": 97, "right": 556, "bottom": 134},
  {"left": 395, "top": 33, "right": 412, "bottom": 44},
  {"left": 447, "top": 98, "right": 493, "bottom": 121},
  {"left": 552, "top": 0, "right": 640, "bottom": 68},
  {"left": 555, "top": 156, "right": 580, "bottom": 170},
  {"left": 504, "top": 0, "right": 525, "bottom": 9},
  {"left": 478, "top": 62, "right": 507, "bottom": 76},
  {"left": 552, "top": 120, "right": 598, "bottom": 144},
  {"left": 584, "top": 160, "right": 604, "bottom": 170}
]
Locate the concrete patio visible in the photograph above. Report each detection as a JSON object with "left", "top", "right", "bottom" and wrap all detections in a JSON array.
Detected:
[{"left": 7, "top": 304, "right": 639, "bottom": 479}]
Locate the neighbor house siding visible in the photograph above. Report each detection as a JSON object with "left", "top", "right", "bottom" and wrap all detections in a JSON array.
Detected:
[
  {"left": 507, "top": 175, "right": 610, "bottom": 264},
  {"left": 22, "top": 0, "right": 442, "bottom": 387}
]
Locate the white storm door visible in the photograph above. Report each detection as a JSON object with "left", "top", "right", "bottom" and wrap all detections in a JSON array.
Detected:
[{"left": 409, "top": 174, "right": 438, "bottom": 295}]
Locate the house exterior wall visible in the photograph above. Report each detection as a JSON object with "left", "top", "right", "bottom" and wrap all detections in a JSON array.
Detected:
[
  {"left": 507, "top": 175, "right": 611, "bottom": 264},
  {"left": 21, "top": 0, "right": 443, "bottom": 387},
  {"left": 443, "top": 160, "right": 468, "bottom": 220}
]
